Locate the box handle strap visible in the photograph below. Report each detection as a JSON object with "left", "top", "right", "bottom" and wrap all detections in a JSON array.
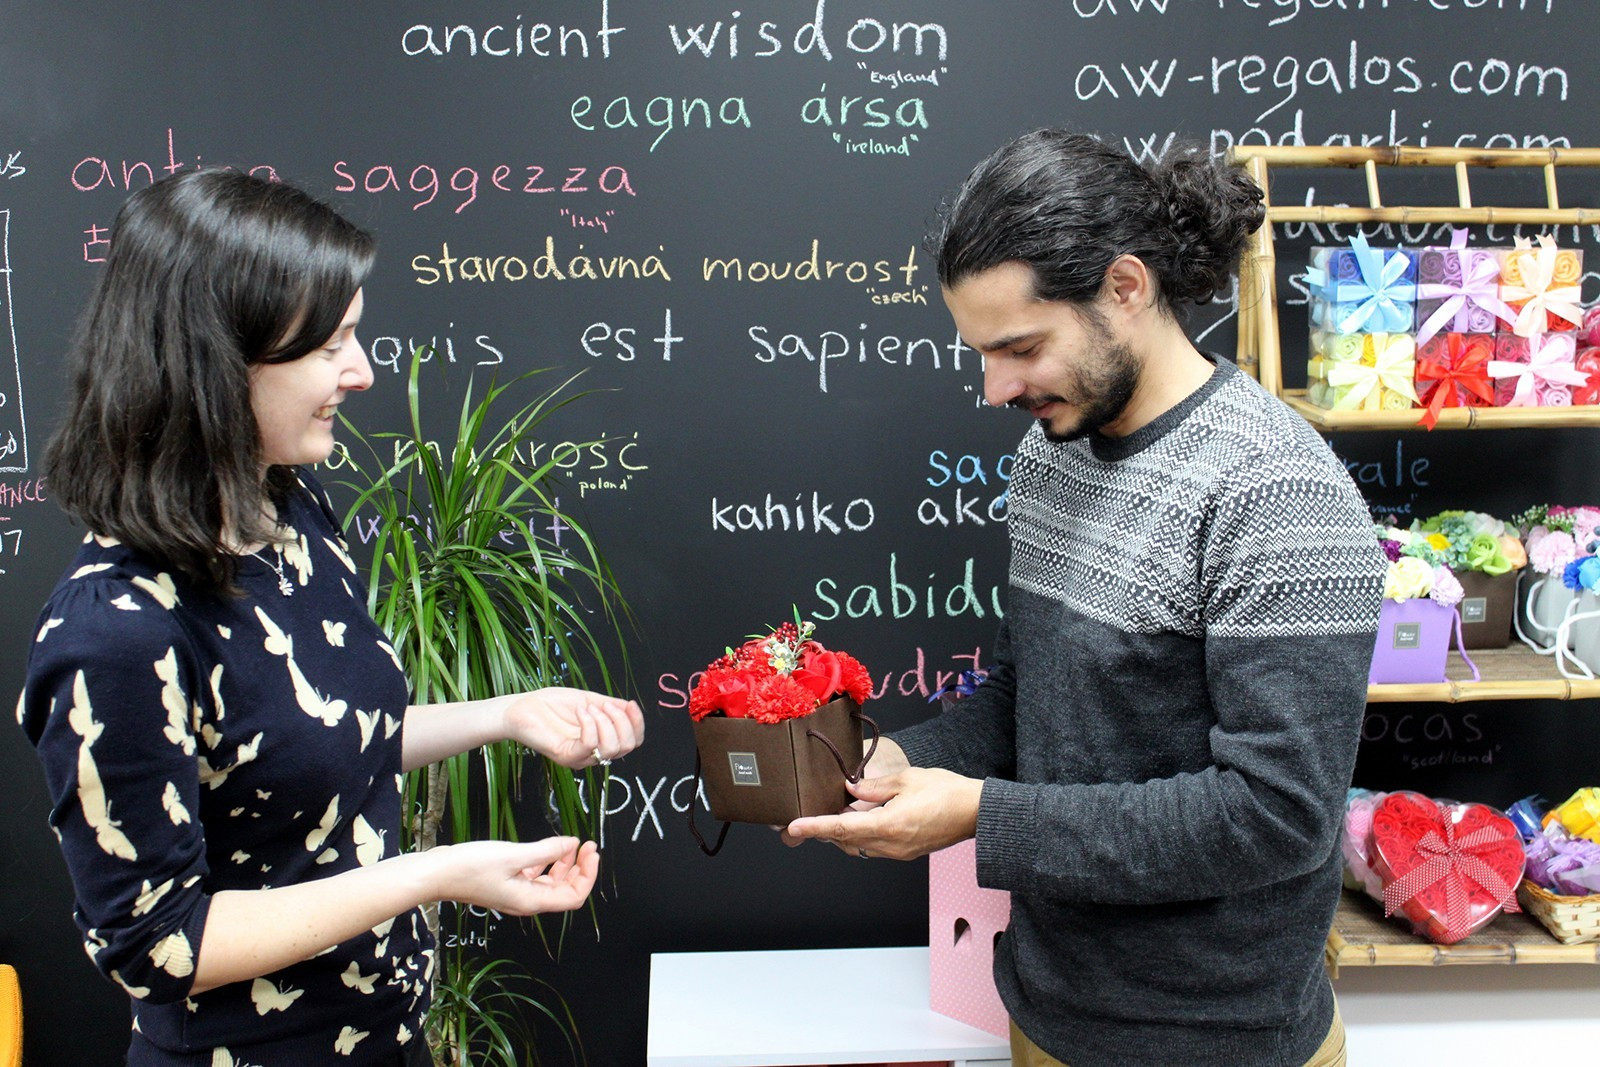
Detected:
[
  {"left": 686, "top": 745, "right": 733, "bottom": 857},
  {"left": 1449, "top": 606, "right": 1482, "bottom": 682},
  {"left": 805, "top": 710, "right": 881, "bottom": 784}
]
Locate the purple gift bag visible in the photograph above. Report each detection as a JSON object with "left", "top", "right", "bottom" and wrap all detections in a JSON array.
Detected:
[{"left": 1369, "top": 597, "right": 1480, "bottom": 685}]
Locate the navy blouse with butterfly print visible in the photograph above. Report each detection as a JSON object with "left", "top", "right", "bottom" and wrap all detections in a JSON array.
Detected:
[{"left": 19, "top": 471, "right": 432, "bottom": 1064}]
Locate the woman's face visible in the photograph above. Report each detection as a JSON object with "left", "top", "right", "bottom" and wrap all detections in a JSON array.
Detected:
[{"left": 249, "top": 289, "right": 371, "bottom": 470}]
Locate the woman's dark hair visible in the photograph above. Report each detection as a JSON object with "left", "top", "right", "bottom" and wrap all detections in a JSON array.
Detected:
[
  {"left": 932, "top": 129, "right": 1265, "bottom": 317},
  {"left": 45, "top": 168, "right": 375, "bottom": 594}
]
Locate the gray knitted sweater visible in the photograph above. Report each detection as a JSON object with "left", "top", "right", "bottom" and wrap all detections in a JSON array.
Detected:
[{"left": 896, "top": 358, "right": 1384, "bottom": 1067}]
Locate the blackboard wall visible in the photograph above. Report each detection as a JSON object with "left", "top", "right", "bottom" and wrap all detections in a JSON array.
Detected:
[{"left": 2, "top": 2, "right": 1597, "bottom": 1062}]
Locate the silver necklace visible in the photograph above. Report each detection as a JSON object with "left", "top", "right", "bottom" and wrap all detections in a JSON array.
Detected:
[{"left": 252, "top": 545, "right": 295, "bottom": 597}]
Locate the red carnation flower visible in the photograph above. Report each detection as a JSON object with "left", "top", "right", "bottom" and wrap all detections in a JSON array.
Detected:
[{"left": 749, "top": 673, "right": 819, "bottom": 724}]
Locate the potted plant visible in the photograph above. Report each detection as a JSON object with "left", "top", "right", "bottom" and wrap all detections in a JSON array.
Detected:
[{"left": 339, "top": 353, "right": 632, "bottom": 1066}]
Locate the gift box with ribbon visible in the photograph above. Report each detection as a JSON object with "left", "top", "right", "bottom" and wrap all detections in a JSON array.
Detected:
[
  {"left": 1308, "top": 237, "right": 1417, "bottom": 335},
  {"left": 1582, "top": 307, "right": 1600, "bottom": 348},
  {"left": 1308, "top": 332, "right": 1417, "bottom": 412},
  {"left": 1413, "top": 229, "right": 1513, "bottom": 346},
  {"left": 1574, "top": 346, "right": 1600, "bottom": 407},
  {"left": 1370, "top": 791, "right": 1525, "bottom": 944},
  {"left": 1414, "top": 333, "right": 1494, "bottom": 429},
  {"left": 1497, "top": 235, "right": 1583, "bottom": 337},
  {"left": 1489, "top": 332, "right": 1584, "bottom": 407}
]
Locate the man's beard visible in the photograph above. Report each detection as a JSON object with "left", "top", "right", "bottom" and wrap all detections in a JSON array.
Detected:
[{"left": 1019, "top": 338, "right": 1142, "bottom": 443}]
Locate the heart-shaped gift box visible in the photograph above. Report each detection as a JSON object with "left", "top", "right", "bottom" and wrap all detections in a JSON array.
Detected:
[{"left": 1368, "top": 791, "right": 1525, "bottom": 944}]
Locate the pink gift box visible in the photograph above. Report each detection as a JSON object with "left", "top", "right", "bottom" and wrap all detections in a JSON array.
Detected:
[
  {"left": 928, "top": 838, "right": 1010, "bottom": 1038},
  {"left": 1490, "top": 332, "right": 1580, "bottom": 407}
]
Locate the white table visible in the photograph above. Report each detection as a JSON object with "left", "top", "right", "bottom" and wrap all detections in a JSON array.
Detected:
[{"left": 647, "top": 946, "right": 1012, "bottom": 1067}]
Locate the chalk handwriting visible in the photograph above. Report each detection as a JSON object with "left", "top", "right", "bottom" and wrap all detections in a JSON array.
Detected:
[
  {"left": 801, "top": 84, "right": 929, "bottom": 134},
  {"left": 812, "top": 553, "right": 1004, "bottom": 622},
  {"left": 0, "top": 479, "right": 47, "bottom": 509},
  {"left": 0, "top": 152, "right": 23, "bottom": 180},
  {"left": 70, "top": 128, "right": 278, "bottom": 192},
  {"left": 580, "top": 309, "right": 684, "bottom": 362},
  {"left": 747, "top": 323, "right": 975, "bottom": 393},
  {"left": 703, "top": 241, "right": 921, "bottom": 292},
  {"left": 0, "top": 211, "right": 26, "bottom": 474},
  {"left": 400, "top": 4, "right": 626, "bottom": 59},
  {"left": 833, "top": 132, "right": 920, "bottom": 156},
  {"left": 710, "top": 492, "right": 877, "bottom": 533},
  {"left": 327, "top": 433, "right": 647, "bottom": 483},
  {"left": 560, "top": 208, "right": 617, "bottom": 233},
  {"left": 1076, "top": 45, "right": 1568, "bottom": 125},
  {"left": 860, "top": 62, "right": 946, "bottom": 90},
  {"left": 410, "top": 239, "right": 672, "bottom": 285},
  {"left": 1206, "top": 106, "right": 1571, "bottom": 159},
  {"left": 665, "top": 3, "right": 949, "bottom": 62},
  {"left": 570, "top": 94, "right": 751, "bottom": 153},
  {"left": 1073, "top": 0, "right": 1558, "bottom": 25},
  {"left": 332, "top": 159, "right": 635, "bottom": 215},
  {"left": 368, "top": 327, "right": 504, "bottom": 374}
]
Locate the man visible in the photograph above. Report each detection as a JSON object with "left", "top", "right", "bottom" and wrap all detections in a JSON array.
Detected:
[{"left": 785, "top": 130, "right": 1384, "bottom": 1067}]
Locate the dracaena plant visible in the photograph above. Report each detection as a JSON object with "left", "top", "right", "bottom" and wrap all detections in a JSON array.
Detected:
[{"left": 337, "top": 352, "right": 632, "bottom": 1066}]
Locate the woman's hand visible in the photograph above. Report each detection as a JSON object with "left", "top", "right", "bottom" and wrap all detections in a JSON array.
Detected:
[
  {"left": 427, "top": 837, "right": 601, "bottom": 917},
  {"left": 505, "top": 688, "right": 644, "bottom": 768}
]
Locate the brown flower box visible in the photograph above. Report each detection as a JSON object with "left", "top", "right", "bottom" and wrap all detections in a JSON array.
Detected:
[
  {"left": 1456, "top": 569, "right": 1517, "bottom": 649},
  {"left": 691, "top": 697, "right": 866, "bottom": 826}
]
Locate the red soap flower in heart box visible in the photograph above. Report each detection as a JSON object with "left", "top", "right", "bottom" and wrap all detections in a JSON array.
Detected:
[
  {"left": 687, "top": 616, "right": 876, "bottom": 828},
  {"left": 1369, "top": 791, "right": 1525, "bottom": 944}
]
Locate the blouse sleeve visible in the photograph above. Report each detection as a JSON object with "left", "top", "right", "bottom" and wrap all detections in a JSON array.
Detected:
[{"left": 20, "top": 570, "right": 214, "bottom": 1004}]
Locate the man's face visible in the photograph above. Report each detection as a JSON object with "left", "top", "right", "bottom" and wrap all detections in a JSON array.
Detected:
[{"left": 944, "top": 262, "right": 1142, "bottom": 442}]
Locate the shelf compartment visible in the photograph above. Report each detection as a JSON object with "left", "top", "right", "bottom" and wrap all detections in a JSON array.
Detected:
[
  {"left": 1228, "top": 145, "right": 1600, "bottom": 432},
  {"left": 1367, "top": 644, "right": 1600, "bottom": 702},
  {"left": 1282, "top": 391, "right": 1600, "bottom": 431},
  {"left": 1325, "top": 890, "right": 1600, "bottom": 976}
]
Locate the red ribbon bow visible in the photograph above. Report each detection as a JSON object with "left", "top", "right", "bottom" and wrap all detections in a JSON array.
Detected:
[
  {"left": 1382, "top": 819, "right": 1522, "bottom": 939},
  {"left": 1415, "top": 334, "right": 1494, "bottom": 430}
]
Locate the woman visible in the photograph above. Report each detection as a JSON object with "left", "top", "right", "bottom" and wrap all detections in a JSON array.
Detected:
[{"left": 18, "top": 169, "right": 644, "bottom": 1065}]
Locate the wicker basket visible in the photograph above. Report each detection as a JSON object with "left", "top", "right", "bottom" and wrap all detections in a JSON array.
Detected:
[{"left": 1518, "top": 880, "right": 1600, "bottom": 945}]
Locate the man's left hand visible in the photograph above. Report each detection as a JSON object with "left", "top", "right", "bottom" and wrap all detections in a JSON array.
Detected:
[{"left": 783, "top": 768, "right": 983, "bottom": 861}]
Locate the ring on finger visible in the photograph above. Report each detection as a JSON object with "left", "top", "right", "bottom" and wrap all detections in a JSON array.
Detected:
[{"left": 857, "top": 847, "right": 869, "bottom": 860}]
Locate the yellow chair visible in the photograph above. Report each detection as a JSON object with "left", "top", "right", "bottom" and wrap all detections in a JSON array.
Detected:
[{"left": 0, "top": 964, "right": 19, "bottom": 1067}]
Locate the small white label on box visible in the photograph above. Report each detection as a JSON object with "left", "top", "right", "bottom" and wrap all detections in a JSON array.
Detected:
[
  {"left": 1393, "top": 622, "right": 1422, "bottom": 649},
  {"left": 728, "top": 752, "right": 761, "bottom": 786},
  {"left": 1462, "top": 597, "right": 1487, "bottom": 623}
]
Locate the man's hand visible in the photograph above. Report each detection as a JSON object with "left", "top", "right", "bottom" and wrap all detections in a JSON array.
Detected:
[{"left": 783, "top": 768, "right": 983, "bottom": 861}]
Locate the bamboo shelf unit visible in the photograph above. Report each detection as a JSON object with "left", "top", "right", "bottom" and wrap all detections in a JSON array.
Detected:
[
  {"left": 1325, "top": 890, "right": 1600, "bottom": 975},
  {"left": 1367, "top": 644, "right": 1600, "bottom": 702},
  {"left": 1227, "top": 145, "right": 1600, "bottom": 430}
]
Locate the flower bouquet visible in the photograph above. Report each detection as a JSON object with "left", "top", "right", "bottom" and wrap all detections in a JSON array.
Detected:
[
  {"left": 1414, "top": 511, "right": 1526, "bottom": 649},
  {"left": 1513, "top": 505, "right": 1599, "bottom": 654},
  {"left": 686, "top": 616, "right": 877, "bottom": 846},
  {"left": 1370, "top": 526, "right": 1479, "bottom": 685}
]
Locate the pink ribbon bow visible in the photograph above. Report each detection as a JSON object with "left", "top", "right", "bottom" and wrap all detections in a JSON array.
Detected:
[{"left": 1382, "top": 820, "right": 1522, "bottom": 939}]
